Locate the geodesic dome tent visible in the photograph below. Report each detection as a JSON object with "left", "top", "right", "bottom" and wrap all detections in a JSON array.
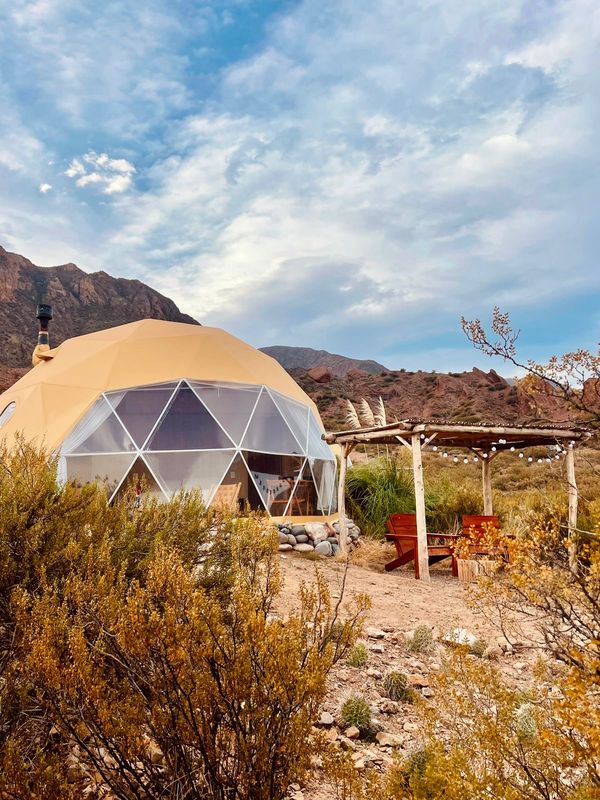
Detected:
[{"left": 0, "top": 320, "right": 337, "bottom": 518}]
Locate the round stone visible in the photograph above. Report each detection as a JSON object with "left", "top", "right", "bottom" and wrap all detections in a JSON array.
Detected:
[
  {"left": 293, "top": 543, "right": 314, "bottom": 552},
  {"left": 315, "top": 541, "right": 333, "bottom": 557}
]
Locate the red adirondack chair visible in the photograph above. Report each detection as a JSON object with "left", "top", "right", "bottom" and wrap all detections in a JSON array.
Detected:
[{"left": 385, "top": 513, "right": 459, "bottom": 578}]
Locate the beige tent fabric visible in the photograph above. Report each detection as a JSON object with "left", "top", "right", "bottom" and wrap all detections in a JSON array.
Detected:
[{"left": 0, "top": 320, "right": 324, "bottom": 452}]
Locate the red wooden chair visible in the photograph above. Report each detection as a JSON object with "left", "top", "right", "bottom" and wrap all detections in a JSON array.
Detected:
[
  {"left": 385, "top": 513, "right": 459, "bottom": 578},
  {"left": 461, "top": 515, "right": 504, "bottom": 558}
]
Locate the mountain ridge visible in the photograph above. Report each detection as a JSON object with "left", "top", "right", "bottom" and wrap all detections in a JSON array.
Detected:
[
  {"left": 260, "top": 345, "right": 388, "bottom": 377},
  {"left": 0, "top": 245, "right": 198, "bottom": 369}
]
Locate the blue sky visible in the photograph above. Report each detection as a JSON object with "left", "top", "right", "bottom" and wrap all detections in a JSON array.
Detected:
[{"left": 1, "top": 0, "right": 599, "bottom": 372}]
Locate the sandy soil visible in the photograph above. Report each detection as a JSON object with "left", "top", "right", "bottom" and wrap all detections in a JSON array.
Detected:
[{"left": 275, "top": 550, "right": 539, "bottom": 800}]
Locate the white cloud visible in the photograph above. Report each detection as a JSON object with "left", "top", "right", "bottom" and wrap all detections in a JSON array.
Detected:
[
  {"left": 2, "top": 0, "right": 600, "bottom": 366},
  {"left": 65, "top": 151, "right": 135, "bottom": 194},
  {"left": 38, "top": 183, "right": 52, "bottom": 193}
]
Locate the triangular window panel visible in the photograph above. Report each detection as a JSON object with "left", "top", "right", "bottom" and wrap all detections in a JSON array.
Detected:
[
  {"left": 189, "top": 383, "right": 260, "bottom": 446},
  {"left": 62, "top": 396, "right": 135, "bottom": 454},
  {"left": 64, "top": 453, "right": 136, "bottom": 495},
  {"left": 144, "top": 450, "right": 235, "bottom": 504},
  {"left": 147, "top": 385, "right": 234, "bottom": 451},
  {"left": 107, "top": 386, "right": 176, "bottom": 448},
  {"left": 112, "top": 455, "right": 166, "bottom": 503},
  {"left": 285, "top": 459, "right": 319, "bottom": 516},
  {"left": 243, "top": 451, "right": 304, "bottom": 515},
  {"left": 210, "top": 453, "right": 252, "bottom": 514},
  {"left": 241, "top": 389, "right": 303, "bottom": 455},
  {"left": 306, "top": 412, "right": 333, "bottom": 460},
  {"left": 310, "top": 458, "right": 338, "bottom": 515},
  {"left": 270, "top": 390, "right": 309, "bottom": 454}
]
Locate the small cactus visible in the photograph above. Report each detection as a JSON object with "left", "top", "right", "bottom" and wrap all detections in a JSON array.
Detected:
[
  {"left": 469, "top": 638, "right": 488, "bottom": 658},
  {"left": 408, "top": 624, "right": 434, "bottom": 653},
  {"left": 514, "top": 703, "right": 538, "bottom": 743},
  {"left": 341, "top": 695, "right": 372, "bottom": 734},
  {"left": 346, "top": 642, "right": 368, "bottom": 668},
  {"left": 383, "top": 670, "right": 412, "bottom": 702}
]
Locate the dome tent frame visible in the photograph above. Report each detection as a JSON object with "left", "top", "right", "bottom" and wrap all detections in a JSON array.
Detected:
[
  {"left": 0, "top": 320, "right": 337, "bottom": 520},
  {"left": 60, "top": 378, "right": 337, "bottom": 517}
]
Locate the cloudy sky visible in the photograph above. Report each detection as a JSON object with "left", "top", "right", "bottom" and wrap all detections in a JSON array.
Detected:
[{"left": 1, "top": 0, "right": 599, "bottom": 371}]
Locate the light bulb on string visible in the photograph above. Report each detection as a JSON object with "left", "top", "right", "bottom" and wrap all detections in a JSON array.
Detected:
[
  {"left": 528, "top": 456, "right": 533, "bottom": 462},
  {"left": 474, "top": 457, "right": 479, "bottom": 462},
  {"left": 537, "top": 458, "right": 543, "bottom": 463},
  {"left": 510, "top": 446, "right": 515, "bottom": 452},
  {"left": 432, "top": 445, "right": 438, "bottom": 451},
  {"left": 453, "top": 456, "right": 458, "bottom": 463},
  {"left": 491, "top": 446, "right": 497, "bottom": 452},
  {"left": 519, "top": 453, "right": 524, "bottom": 458},
  {"left": 443, "top": 452, "right": 448, "bottom": 458},
  {"left": 482, "top": 453, "right": 488, "bottom": 459},
  {"left": 463, "top": 457, "right": 468, "bottom": 464}
]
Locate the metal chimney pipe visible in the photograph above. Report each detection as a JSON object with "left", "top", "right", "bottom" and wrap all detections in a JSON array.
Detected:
[{"left": 32, "top": 303, "right": 53, "bottom": 366}]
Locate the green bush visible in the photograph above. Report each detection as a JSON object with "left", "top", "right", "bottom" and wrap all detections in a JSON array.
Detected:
[
  {"left": 408, "top": 625, "right": 434, "bottom": 653},
  {"left": 345, "top": 457, "right": 416, "bottom": 538},
  {"left": 383, "top": 671, "right": 412, "bottom": 702},
  {"left": 341, "top": 695, "right": 372, "bottom": 734},
  {"left": 469, "top": 639, "right": 488, "bottom": 658},
  {"left": 346, "top": 642, "right": 369, "bottom": 667}
]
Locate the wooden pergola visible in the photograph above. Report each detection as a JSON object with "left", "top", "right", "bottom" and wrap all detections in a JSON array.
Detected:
[{"left": 324, "top": 419, "right": 591, "bottom": 581}]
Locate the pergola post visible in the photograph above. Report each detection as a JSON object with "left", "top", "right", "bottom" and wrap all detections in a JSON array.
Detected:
[
  {"left": 565, "top": 447, "right": 578, "bottom": 571},
  {"left": 337, "top": 443, "right": 352, "bottom": 554},
  {"left": 411, "top": 432, "right": 430, "bottom": 582},
  {"left": 482, "top": 457, "right": 493, "bottom": 516}
]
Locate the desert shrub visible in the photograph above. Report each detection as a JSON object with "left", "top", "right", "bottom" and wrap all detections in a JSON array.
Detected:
[
  {"left": 347, "top": 642, "right": 369, "bottom": 667},
  {"left": 346, "top": 457, "right": 416, "bottom": 538},
  {"left": 382, "top": 671, "right": 412, "bottom": 702},
  {"left": 469, "top": 638, "right": 488, "bottom": 658},
  {"left": 407, "top": 624, "right": 434, "bottom": 653},
  {"left": 341, "top": 695, "right": 372, "bottom": 735},
  {"left": 0, "top": 439, "right": 369, "bottom": 799},
  {"left": 426, "top": 476, "right": 482, "bottom": 533},
  {"left": 386, "top": 518, "right": 600, "bottom": 800}
]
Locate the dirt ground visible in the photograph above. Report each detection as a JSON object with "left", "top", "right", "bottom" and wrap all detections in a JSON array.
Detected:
[
  {"left": 278, "top": 549, "right": 493, "bottom": 635},
  {"left": 275, "top": 548, "right": 539, "bottom": 800}
]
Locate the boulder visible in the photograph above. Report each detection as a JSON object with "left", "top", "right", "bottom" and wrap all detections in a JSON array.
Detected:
[
  {"left": 278, "top": 532, "right": 289, "bottom": 545},
  {"left": 294, "top": 543, "right": 314, "bottom": 553},
  {"left": 307, "top": 366, "right": 332, "bottom": 383},
  {"left": 344, "top": 726, "right": 360, "bottom": 740},
  {"left": 286, "top": 534, "right": 297, "bottom": 545},
  {"left": 318, "top": 711, "right": 335, "bottom": 728},
  {"left": 278, "top": 544, "right": 293, "bottom": 552},
  {"left": 376, "top": 731, "right": 403, "bottom": 747},
  {"left": 444, "top": 628, "right": 478, "bottom": 648},
  {"left": 366, "top": 628, "right": 386, "bottom": 640},
  {"left": 304, "top": 522, "right": 332, "bottom": 543},
  {"left": 295, "top": 534, "right": 309, "bottom": 543},
  {"left": 314, "top": 541, "right": 333, "bottom": 557},
  {"left": 291, "top": 524, "right": 306, "bottom": 536}
]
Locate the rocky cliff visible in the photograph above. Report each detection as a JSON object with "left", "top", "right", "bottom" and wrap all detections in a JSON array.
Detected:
[{"left": 0, "top": 246, "right": 197, "bottom": 369}]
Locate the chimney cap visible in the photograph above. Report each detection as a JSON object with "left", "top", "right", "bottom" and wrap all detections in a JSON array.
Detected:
[{"left": 36, "top": 303, "right": 53, "bottom": 322}]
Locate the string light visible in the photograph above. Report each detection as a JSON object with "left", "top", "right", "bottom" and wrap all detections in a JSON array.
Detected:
[
  {"left": 473, "top": 456, "right": 479, "bottom": 462},
  {"left": 528, "top": 456, "right": 533, "bottom": 462},
  {"left": 463, "top": 457, "right": 469, "bottom": 463},
  {"left": 491, "top": 446, "right": 497, "bottom": 452},
  {"left": 453, "top": 456, "right": 459, "bottom": 463},
  {"left": 519, "top": 453, "right": 524, "bottom": 458},
  {"left": 510, "top": 446, "right": 515, "bottom": 451},
  {"left": 482, "top": 453, "right": 488, "bottom": 458},
  {"left": 432, "top": 445, "right": 438, "bottom": 451},
  {"left": 443, "top": 452, "right": 448, "bottom": 458}
]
